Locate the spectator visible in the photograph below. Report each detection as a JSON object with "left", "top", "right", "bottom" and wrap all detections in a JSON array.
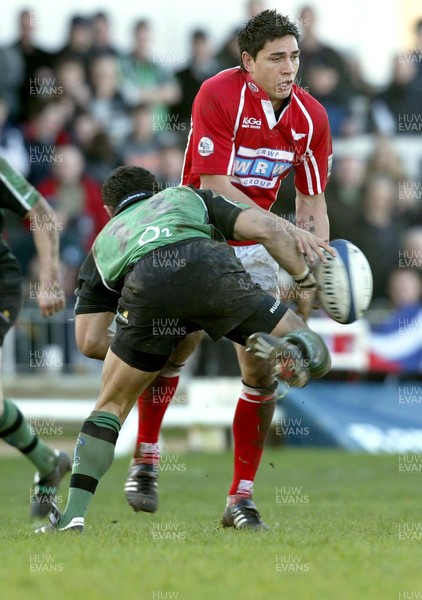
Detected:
[
  {"left": 157, "top": 143, "right": 185, "bottom": 188},
  {"left": 305, "top": 62, "right": 353, "bottom": 136},
  {"left": 296, "top": 6, "right": 354, "bottom": 136},
  {"left": 365, "top": 136, "right": 408, "bottom": 184},
  {"left": 119, "top": 20, "right": 181, "bottom": 122},
  {"left": 171, "top": 30, "right": 219, "bottom": 133},
  {"left": 371, "top": 55, "right": 420, "bottom": 136},
  {"left": 347, "top": 175, "right": 404, "bottom": 303},
  {"left": 71, "top": 111, "right": 117, "bottom": 183},
  {"left": 91, "top": 12, "right": 118, "bottom": 57},
  {"left": 118, "top": 103, "right": 163, "bottom": 173},
  {"left": 9, "top": 9, "right": 54, "bottom": 120},
  {"left": 54, "top": 15, "right": 94, "bottom": 73},
  {"left": 0, "top": 44, "right": 24, "bottom": 121},
  {"left": 401, "top": 227, "right": 422, "bottom": 269},
  {"left": 215, "top": 0, "right": 266, "bottom": 70},
  {"left": 388, "top": 268, "right": 422, "bottom": 310},
  {"left": 36, "top": 144, "right": 108, "bottom": 257},
  {"left": 325, "top": 155, "right": 366, "bottom": 240},
  {"left": 403, "top": 18, "right": 422, "bottom": 87},
  {"left": 297, "top": 6, "right": 352, "bottom": 91},
  {"left": 215, "top": 27, "right": 240, "bottom": 70},
  {"left": 368, "top": 268, "right": 422, "bottom": 374},
  {"left": 55, "top": 58, "right": 91, "bottom": 114},
  {"left": 88, "top": 54, "right": 131, "bottom": 148},
  {"left": 245, "top": 0, "right": 267, "bottom": 18},
  {"left": 363, "top": 137, "right": 418, "bottom": 224},
  {"left": 23, "top": 100, "right": 70, "bottom": 185},
  {"left": 0, "top": 97, "right": 29, "bottom": 176}
]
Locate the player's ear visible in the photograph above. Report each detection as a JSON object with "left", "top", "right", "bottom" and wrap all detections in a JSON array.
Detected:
[{"left": 242, "top": 51, "right": 254, "bottom": 72}]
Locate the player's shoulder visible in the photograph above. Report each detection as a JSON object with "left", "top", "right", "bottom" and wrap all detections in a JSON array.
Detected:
[
  {"left": 198, "top": 67, "right": 244, "bottom": 97},
  {"left": 292, "top": 84, "right": 329, "bottom": 122}
]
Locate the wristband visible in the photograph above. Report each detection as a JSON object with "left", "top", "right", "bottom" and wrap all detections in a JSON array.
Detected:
[
  {"left": 293, "top": 268, "right": 317, "bottom": 289},
  {"left": 292, "top": 267, "right": 311, "bottom": 284}
]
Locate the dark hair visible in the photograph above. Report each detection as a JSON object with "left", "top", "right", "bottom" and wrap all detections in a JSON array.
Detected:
[
  {"left": 102, "top": 166, "right": 159, "bottom": 210},
  {"left": 191, "top": 29, "right": 208, "bottom": 43},
  {"left": 237, "top": 9, "right": 300, "bottom": 68},
  {"left": 93, "top": 11, "right": 108, "bottom": 21},
  {"left": 70, "top": 15, "right": 92, "bottom": 29},
  {"left": 134, "top": 20, "right": 150, "bottom": 33}
]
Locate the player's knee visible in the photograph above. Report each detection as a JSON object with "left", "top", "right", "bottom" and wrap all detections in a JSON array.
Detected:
[
  {"left": 240, "top": 362, "right": 274, "bottom": 388},
  {"left": 284, "top": 328, "right": 331, "bottom": 378},
  {"left": 170, "top": 331, "right": 204, "bottom": 364},
  {"left": 77, "top": 332, "right": 108, "bottom": 360}
]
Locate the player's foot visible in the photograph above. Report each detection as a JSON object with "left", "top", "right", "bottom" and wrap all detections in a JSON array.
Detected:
[
  {"left": 34, "top": 501, "right": 84, "bottom": 534},
  {"left": 246, "top": 332, "right": 310, "bottom": 388},
  {"left": 30, "top": 450, "right": 72, "bottom": 518},
  {"left": 221, "top": 497, "right": 270, "bottom": 531},
  {"left": 124, "top": 462, "right": 158, "bottom": 513}
]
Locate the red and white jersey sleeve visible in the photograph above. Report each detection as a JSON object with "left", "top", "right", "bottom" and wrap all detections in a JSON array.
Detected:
[{"left": 182, "top": 68, "right": 242, "bottom": 188}]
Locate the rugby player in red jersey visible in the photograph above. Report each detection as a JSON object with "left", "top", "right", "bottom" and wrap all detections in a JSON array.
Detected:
[{"left": 125, "top": 9, "right": 333, "bottom": 529}]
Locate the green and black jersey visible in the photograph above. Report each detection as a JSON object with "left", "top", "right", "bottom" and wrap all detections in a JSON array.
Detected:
[
  {"left": 93, "top": 185, "right": 250, "bottom": 291},
  {"left": 0, "top": 157, "right": 41, "bottom": 288}
]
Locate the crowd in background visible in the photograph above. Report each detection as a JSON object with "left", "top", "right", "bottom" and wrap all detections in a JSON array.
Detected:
[{"left": 0, "top": 3, "right": 421, "bottom": 373}]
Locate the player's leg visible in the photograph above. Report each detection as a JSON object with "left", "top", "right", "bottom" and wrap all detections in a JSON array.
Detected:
[
  {"left": 126, "top": 330, "right": 204, "bottom": 512},
  {"left": 36, "top": 348, "right": 160, "bottom": 532},
  {"left": 75, "top": 312, "right": 115, "bottom": 359},
  {"left": 224, "top": 245, "right": 281, "bottom": 528},
  {"left": 0, "top": 288, "right": 71, "bottom": 517},
  {"left": 38, "top": 258, "right": 186, "bottom": 530},
  {"left": 132, "top": 331, "right": 203, "bottom": 465},
  {"left": 222, "top": 302, "right": 330, "bottom": 530},
  {"left": 209, "top": 243, "right": 329, "bottom": 529},
  {"left": 73, "top": 296, "right": 199, "bottom": 513}
]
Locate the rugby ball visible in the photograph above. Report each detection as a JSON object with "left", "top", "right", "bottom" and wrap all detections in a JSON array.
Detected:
[{"left": 314, "top": 239, "right": 373, "bottom": 324}]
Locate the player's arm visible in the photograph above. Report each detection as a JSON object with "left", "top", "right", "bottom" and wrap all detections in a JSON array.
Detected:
[
  {"left": 200, "top": 174, "right": 260, "bottom": 207},
  {"left": 235, "top": 208, "right": 318, "bottom": 320},
  {"left": 74, "top": 250, "right": 120, "bottom": 359},
  {"left": 233, "top": 209, "right": 313, "bottom": 277},
  {"left": 27, "top": 197, "right": 65, "bottom": 317},
  {"left": 201, "top": 191, "right": 318, "bottom": 320},
  {"left": 293, "top": 102, "right": 332, "bottom": 248},
  {"left": 295, "top": 189, "right": 329, "bottom": 242},
  {"left": 200, "top": 174, "right": 333, "bottom": 263},
  {"left": 0, "top": 157, "right": 64, "bottom": 317}
]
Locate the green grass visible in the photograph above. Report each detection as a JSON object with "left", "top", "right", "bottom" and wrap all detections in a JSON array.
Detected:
[{"left": 1, "top": 449, "right": 421, "bottom": 600}]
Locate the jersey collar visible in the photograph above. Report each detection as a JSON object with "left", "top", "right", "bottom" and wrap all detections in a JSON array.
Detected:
[
  {"left": 242, "top": 71, "right": 294, "bottom": 124},
  {"left": 114, "top": 190, "right": 155, "bottom": 216},
  {"left": 243, "top": 71, "right": 270, "bottom": 101}
]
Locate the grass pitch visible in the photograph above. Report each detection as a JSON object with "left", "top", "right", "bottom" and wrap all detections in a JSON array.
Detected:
[{"left": 1, "top": 449, "right": 421, "bottom": 600}]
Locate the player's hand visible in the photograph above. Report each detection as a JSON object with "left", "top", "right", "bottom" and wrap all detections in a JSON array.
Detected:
[
  {"left": 289, "top": 229, "right": 335, "bottom": 266},
  {"left": 291, "top": 271, "right": 318, "bottom": 322},
  {"left": 37, "top": 279, "right": 66, "bottom": 317}
]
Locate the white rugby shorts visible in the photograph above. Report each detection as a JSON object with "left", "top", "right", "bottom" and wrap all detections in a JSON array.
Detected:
[{"left": 234, "top": 244, "right": 280, "bottom": 297}]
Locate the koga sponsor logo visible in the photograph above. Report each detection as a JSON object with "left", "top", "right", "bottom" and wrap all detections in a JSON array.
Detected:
[{"left": 242, "top": 116, "right": 262, "bottom": 129}]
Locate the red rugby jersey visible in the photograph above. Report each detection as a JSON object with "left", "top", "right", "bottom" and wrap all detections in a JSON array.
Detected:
[{"left": 182, "top": 67, "right": 333, "bottom": 211}]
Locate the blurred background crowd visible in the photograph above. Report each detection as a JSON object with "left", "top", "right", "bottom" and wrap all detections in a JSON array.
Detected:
[{"left": 0, "top": 1, "right": 421, "bottom": 374}]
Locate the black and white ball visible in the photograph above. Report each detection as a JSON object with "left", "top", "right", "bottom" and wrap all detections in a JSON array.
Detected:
[{"left": 314, "top": 239, "right": 373, "bottom": 324}]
